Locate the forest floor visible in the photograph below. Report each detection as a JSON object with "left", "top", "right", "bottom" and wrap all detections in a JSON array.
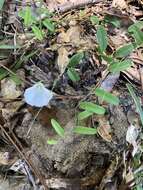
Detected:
[{"left": 0, "top": 0, "right": 143, "bottom": 190}]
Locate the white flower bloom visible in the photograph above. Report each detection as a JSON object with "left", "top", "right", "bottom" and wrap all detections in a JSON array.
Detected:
[{"left": 24, "top": 82, "right": 53, "bottom": 107}]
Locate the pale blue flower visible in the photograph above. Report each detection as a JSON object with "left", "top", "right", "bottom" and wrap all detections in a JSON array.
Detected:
[{"left": 24, "top": 82, "right": 53, "bottom": 107}]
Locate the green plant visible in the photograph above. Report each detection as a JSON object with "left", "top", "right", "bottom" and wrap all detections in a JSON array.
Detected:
[
  {"left": 18, "top": 5, "right": 55, "bottom": 41},
  {"left": 90, "top": 17, "right": 143, "bottom": 74},
  {"left": 67, "top": 52, "right": 84, "bottom": 82}
]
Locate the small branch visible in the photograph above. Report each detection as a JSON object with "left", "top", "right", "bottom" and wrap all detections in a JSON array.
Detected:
[{"left": 57, "top": 0, "right": 103, "bottom": 13}]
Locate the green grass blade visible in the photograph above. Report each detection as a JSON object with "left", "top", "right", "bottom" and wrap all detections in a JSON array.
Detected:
[{"left": 0, "top": 44, "right": 21, "bottom": 49}]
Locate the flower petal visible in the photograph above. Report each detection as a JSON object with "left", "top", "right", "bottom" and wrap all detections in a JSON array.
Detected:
[{"left": 24, "top": 83, "right": 53, "bottom": 107}]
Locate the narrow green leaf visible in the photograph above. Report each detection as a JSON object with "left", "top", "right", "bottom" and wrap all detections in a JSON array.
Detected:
[
  {"left": 67, "top": 68, "right": 80, "bottom": 82},
  {"left": 32, "top": 25, "right": 44, "bottom": 41},
  {"left": 95, "top": 88, "right": 119, "bottom": 105},
  {"left": 96, "top": 25, "right": 108, "bottom": 52},
  {"left": 24, "top": 6, "right": 32, "bottom": 27},
  {"left": 126, "top": 84, "right": 143, "bottom": 126},
  {"left": 47, "top": 139, "right": 58, "bottom": 145},
  {"left": 109, "top": 59, "right": 133, "bottom": 73},
  {"left": 43, "top": 19, "right": 55, "bottom": 33},
  {"left": 78, "top": 110, "right": 93, "bottom": 120},
  {"left": 79, "top": 101, "right": 105, "bottom": 115},
  {"left": 51, "top": 119, "right": 65, "bottom": 137},
  {"left": 90, "top": 15, "right": 99, "bottom": 25},
  {"left": 73, "top": 126, "right": 97, "bottom": 135},
  {"left": 68, "top": 52, "right": 84, "bottom": 67},
  {"left": 0, "top": 0, "right": 4, "bottom": 10},
  {"left": 0, "top": 44, "right": 20, "bottom": 49},
  {"left": 115, "top": 43, "right": 134, "bottom": 58}
]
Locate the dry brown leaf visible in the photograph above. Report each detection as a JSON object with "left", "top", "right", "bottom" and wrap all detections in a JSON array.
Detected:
[
  {"left": 112, "top": 0, "right": 128, "bottom": 9},
  {"left": 57, "top": 25, "right": 95, "bottom": 51},
  {"left": 123, "top": 67, "right": 140, "bottom": 82},
  {"left": 0, "top": 152, "right": 15, "bottom": 165},
  {"left": 109, "top": 35, "right": 127, "bottom": 49},
  {"left": 2, "top": 101, "right": 23, "bottom": 121},
  {"left": 66, "top": 25, "right": 81, "bottom": 45},
  {"left": 57, "top": 25, "right": 81, "bottom": 45},
  {"left": 57, "top": 31, "right": 70, "bottom": 43},
  {"left": 1, "top": 78, "right": 22, "bottom": 99},
  {"left": 57, "top": 47, "right": 69, "bottom": 74},
  {"left": 97, "top": 117, "right": 112, "bottom": 142}
]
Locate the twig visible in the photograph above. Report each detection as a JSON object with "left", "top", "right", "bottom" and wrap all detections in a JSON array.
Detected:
[
  {"left": 0, "top": 63, "right": 31, "bottom": 85},
  {"left": 26, "top": 107, "right": 42, "bottom": 136},
  {"left": 57, "top": 0, "right": 103, "bottom": 13}
]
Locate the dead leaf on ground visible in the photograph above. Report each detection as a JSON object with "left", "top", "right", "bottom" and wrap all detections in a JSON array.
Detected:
[
  {"left": 109, "top": 34, "right": 127, "bottom": 49},
  {"left": 57, "top": 25, "right": 81, "bottom": 45},
  {"left": 123, "top": 67, "right": 140, "bottom": 82},
  {"left": 126, "top": 125, "right": 139, "bottom": 157},
  {"left": 57, "top": 25, "right": 95, "bottom": 50},
  {"left": 1, "top": 78, "right": 23, "bottom": 100},
  {"left": 0, "top": 151, "right": 16, "bottom": 165},
  {"left": 57, "top": 47, "right": 69, "bottom": 74},
  {"left": 2, "top": 101, "right": 23, "bottom": 121},
  {"left": 112, "top": 0, "right": 128, "bottom": 9},
  {"left": 96, "top": 116, "right": 112, "bottom": 142},
  {"left": 125, "top": 168, "right": 135, "bottom": 187}
]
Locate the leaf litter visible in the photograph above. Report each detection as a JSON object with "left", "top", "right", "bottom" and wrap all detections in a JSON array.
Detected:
[{"left": 0, "top": 0, "right": 143, "bottom": 190}]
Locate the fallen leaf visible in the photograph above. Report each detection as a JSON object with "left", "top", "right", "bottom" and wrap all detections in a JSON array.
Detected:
[
  {"left": 1, "top": 78, "right": 22, "bottom": 99},
  {"left": 57, "top": 47, "right": 69, "bottom": 74},
  {"left": 110, "top": 35, "right": 127, "bottom": 49},
  {"left": 123, "top": 67, "right": 140, "bottom": 82},
  {"left": 112, "top": 0, "right": 128, "bottom": 9},
  {"left": 0, "top": 151, "right": 15, "bottom": 165},
  {"left": 126, "top": 125, "right": 139, "bottom": 156},
  {"left": 2, "top": 101, "right": 23, "bottom": 121},
  {"left": 64, "top": 25, "right": 81, "bottom": 45},
  {"left": 57, "top": 31, "right": 70, "bottom": 43},
  {"left": 97, "top": 117, "right": 112, "bottom": 142},
  {"left": 125, "top": 168, "right": 135, "bottom": 186}
]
